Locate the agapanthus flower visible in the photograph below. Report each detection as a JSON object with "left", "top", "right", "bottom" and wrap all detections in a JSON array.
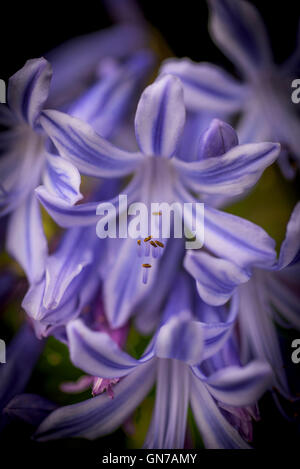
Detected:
[
  {"left": 0, "top": 58, "right": 82, "bottom": 286},
  {"left": 31, "top": 273, "right": 273, "bottom": 449},
  {"left": 37, "top": 73, "right": 280, "bottom": 328},
  {"left": 238, "top": 202, "right": 300, "bottom": 397},
  {"left": 160, "top": 0, "right": 300, "bottom": 178}
]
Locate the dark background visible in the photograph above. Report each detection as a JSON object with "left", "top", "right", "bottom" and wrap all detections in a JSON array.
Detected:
[
  {"left": 1, "top": 1, "right": 300, "bottom": 79},
  {"left": 1, "top": 0, "right": 300, "bottom": 460}
]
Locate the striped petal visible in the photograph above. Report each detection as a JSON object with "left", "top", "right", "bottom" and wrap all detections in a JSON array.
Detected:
[
  {"left": 36, "top": 170, "right": 141, "bottom": 227},
  {"left": 190, "top": 374, "right": 250, "bottom": 448},
  {"left": 202, "top": 361, "right": 273, "bottom": 407},
  {"left": 40, "top": 110, "right": 142, "bottom": 177},
  {"left": 43, "top": 153, "right": 83, "bottom": 205},
  {"left": 160, "top": 59, "right": 246, "bottom": 113},
  {"left": 6, "top": 192, "right": 47, "bottom": 284},
  {"left": 67, "top": 319, "right": 154, "bottom": 378},
  {"left": 35, "top": 360, "right": 156, "bottom": 441},
  {"left": 8, "top": 58, "right": 52, "bottom": 127},
  {"left": 144, "top": 359, "right": 189, "bottom": 449},
  {"left": 196, "top": 296, "right": 239, "bottom": 360},
  {"left": 208, "top": 0, "right": 272, "bottom": 76},
  {"left": 70, "top": 50, "right": 154, "bottom": 138},
  {"left": 135, "top": 74, "right": 185, "bottom": 158},
  {"left": 47, "top": 24, "right": 148, "bottom": 107},
  {"left": 277, "top": 202, "right": 300, "bottom": 269},
  {"left": 155, "top": 317, "right": 204, "bottom": 365},
  {"left": 174, "top": 142, "right": 280, "bottom": 196},
  {"left": 184, "top": 250, "right": 250, "bottom": 306}
]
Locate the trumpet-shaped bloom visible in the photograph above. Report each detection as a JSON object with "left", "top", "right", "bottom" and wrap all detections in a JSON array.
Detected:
[
  {"left": 38, "top": 74, "right": 279, "bottom": 327},
  {"left": 160, "top": 0, "right": 300, "bottom": 178},
  {"left": 238, "top": 202, "right": 300, "bottom": 397},
  {"left": 32, "top": 274, "right": 273, "bottom": 448}
]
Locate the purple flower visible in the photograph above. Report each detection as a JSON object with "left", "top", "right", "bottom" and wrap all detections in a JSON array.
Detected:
[
  {"left": 32, "top": 274, "right": 273, "bottom": 448},
  {"left": 37, "top": 74, "right": 279, "bottom": 327},
  {"left": 0, "top": 58, "right": 82, "bottom": 285},
  {"left": 238, "top": 202, "right": 300, "bottom": 397},
  {"left": 160, "top": 0, "right": 300, "bottom": 178}
]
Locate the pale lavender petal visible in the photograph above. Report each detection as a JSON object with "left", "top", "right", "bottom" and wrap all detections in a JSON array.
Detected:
[
  {"left": 160, "top": 59, "right": 246, "bottom": 113},
  {"left": 184, "top": 250, "right": 250, "bottom": 306},
  {"left": 35, "top": 360, "right": 156, "bottom": 441},
  {"left": 8, "top": 58, "right": 52, "bottom": 127},
  {"left": 208, "top": 0, "right": 272, "bottom": 76},
  {"left": 174, "top": 142, "right": 280, "bottom": 196},
  {"left": 70, "top": 51, "right": 154, "bottom": 138},
  {"left": 144, "top": 359, "right": 189, "bottom": 449},
  {"left": 238, "top": 275, "right": 289, "bottom": 395},
  {"left": 277, "top": 202, "right": 300, "bottom": 269},
  {"left": 6, "top": 192, "right": 47, "bottom": 284},
  {"left": 67, "top": 319, "right": 154, "bottom": 378},
  {"left": 47, "top": 24, "right": 149, "bottom": 107},
  {"left": 43, "top": 153, "right": 83, "bottom": 205},
  {"left": 155, "top": 318, "right": 204, "bottom": 365},
  {"left": 201, "top": 361, "right": 273, "bottom": 407},
  {"left": 190, "top": 373, "right": 250, "bottom": 448},
  {"left": 40, "top": 110, "right": 142, "bottom": 177},
  {"left": 198, "top": 119, "right": 239, "bottom": 159},
  {"left": 135, "top": 74, "right": 185, "bottom": 158}
]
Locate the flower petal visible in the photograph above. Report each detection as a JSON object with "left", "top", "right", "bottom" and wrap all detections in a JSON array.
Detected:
[
  {"left": 205, "top": 206, "right": 277, "bottom": 269},
  {"left": 43, "top": 153, "right": 83, "bottom": 205},
  {"left": 198, "top": 119, "right": 239, "bottom": 159},
  {"left": 70, "top": 50, "right": 154, "bottom": 138},
  {"left": 202, "top": 361, "right": 273, "bottom": 407},
  {"left": 6, "top": 192, "right": 47, "bottom": 284},
  {"left": 196, "top": 296, "right": 239, "bottom": 360},
  {"left": 135, "top": 74, "right": 185, "bottom": 158},
  {"left": 0, "top": 324, "right": 45, "bottom": 413},
  {"left": 47, "top": 24, "right": 149, "bottom": 107},
  {"left": 144, "top": 359, "right": 189, "bottom": 449},
  {"left": 174, "top": 142, "right": 280, "bottom": 196},
  {"left": 4, "top": 394, "right": 57, "bottom": 427},
  {"left": 103, "top": 237, "right": 158, "bottom": 328},
  {"left": 238, "top": 274, "right": 289, "bottom": 395},
  {"left": 277, "top": 202, "right": 300, "bottom": 269},
  {"left": 208, "top": 0, "right": 272, "bottom": 76},
  {"left": 35, "top": 360, "right": 156, "bottom": 441},
  {"left": 184, "top": 250, "right": 250, "bottom": 306},
  {"left": 8, "top": 58, "right": 52, "bottom": 127},
  {"left": 40, "top": 110, "right": 142, "bottom": 177},
  {"left": 67, "top": 319, "right": 153, "bottom": 378},
  {"left": 190, "top": 374, "right": 250, "bottom": 448},
  {"left": 160, "top": 59, "right": 246, "bottom": 113}
]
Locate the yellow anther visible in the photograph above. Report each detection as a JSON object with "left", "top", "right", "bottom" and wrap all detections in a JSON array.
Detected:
[
  {"left": 155, "top": 240, "right": 164, "bottom": 248},
  {"left": 144, "top": 236, "right": 152, "bottom": 242},
  {"left": 142, "top": 263, "right": 152, "bottom": 268}
]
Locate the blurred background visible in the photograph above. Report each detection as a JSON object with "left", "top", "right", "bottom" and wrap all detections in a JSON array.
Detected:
[{"left": 1, "top": 0, "right": 300, "bottom": 458}]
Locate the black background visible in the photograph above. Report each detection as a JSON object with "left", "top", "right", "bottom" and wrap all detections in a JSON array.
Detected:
[{"left": 1, "top": 1, "right": 300, "bottom": 79}]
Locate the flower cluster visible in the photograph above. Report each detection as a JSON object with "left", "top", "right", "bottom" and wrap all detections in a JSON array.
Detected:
[{"left": 0, "top": 0, "right": 299, "bottom": 449}]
